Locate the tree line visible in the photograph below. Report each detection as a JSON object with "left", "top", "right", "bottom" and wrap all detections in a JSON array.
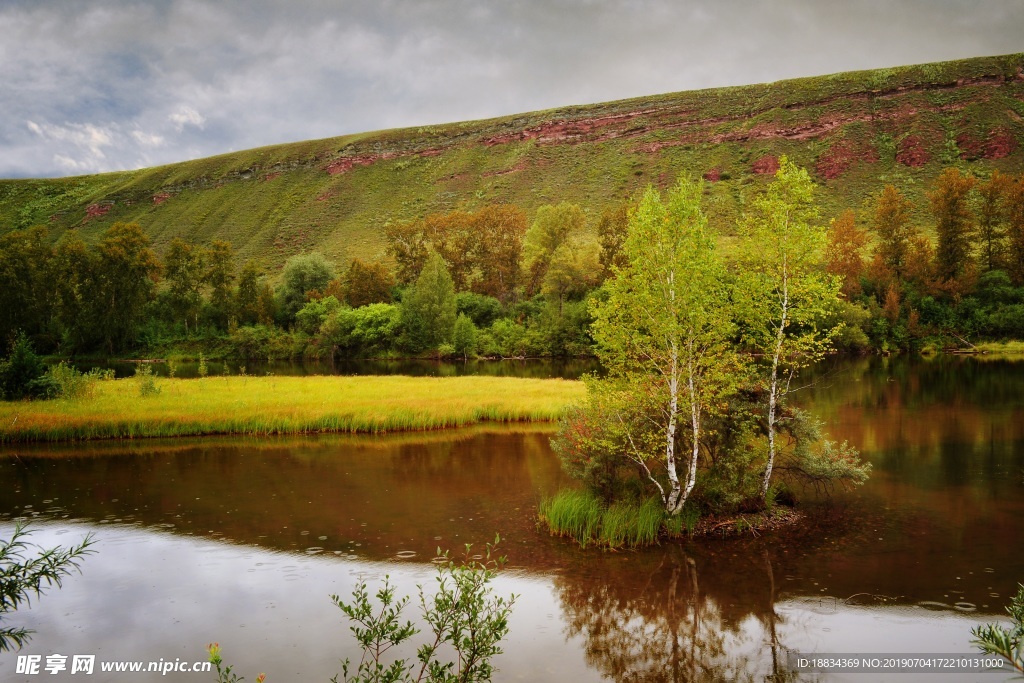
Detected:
[
  {"left": 2, "top": 163, "right": 1023, "bottom": 362},
  {"left": 825, "top": 167, "right": 1024, "bottom": 351}
]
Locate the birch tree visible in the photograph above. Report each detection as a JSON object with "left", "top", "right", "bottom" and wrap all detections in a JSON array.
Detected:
[
  {"left": 736, "top": 157, "right": 842, "bottom": 499},
  {"left": 590, "top": 177, "right": 740, "bottom": 516}
]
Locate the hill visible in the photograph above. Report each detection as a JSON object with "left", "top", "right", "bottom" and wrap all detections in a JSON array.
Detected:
[{"left": 2, "top": 53, "right": 1023, "bottom": 273}]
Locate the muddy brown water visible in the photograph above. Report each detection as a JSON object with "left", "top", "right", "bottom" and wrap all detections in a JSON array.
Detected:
[{"left": 1, "top": 356, "right": 1022, "bottom": 681}]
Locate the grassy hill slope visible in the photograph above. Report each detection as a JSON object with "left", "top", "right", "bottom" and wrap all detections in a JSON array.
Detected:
[{"left": 2, "top": 53, "right": 1023, "bottom": 274}]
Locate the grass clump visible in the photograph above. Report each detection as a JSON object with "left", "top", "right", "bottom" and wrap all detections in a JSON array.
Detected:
[
  {"left": 540, "top": 490, "right": 664, "bottom": 548},
  {"left": 134, "top": 363, "right": 160, "bottom": 397},
  {"left": 539, "top": 489, "right": 602, "bottom": 546}
]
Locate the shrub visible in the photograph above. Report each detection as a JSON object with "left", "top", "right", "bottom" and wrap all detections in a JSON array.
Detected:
[
  {"left": 135, "top": 363, "right": 160, "bottom": 397},
  {"left": 45, "top": 362, "right": 98, "bottom": 400},
  {"left": 332, "top": 537, "right": 515, "bottom": 683},
  {"left": 972, "top": 583, "right": 1023, "bottom": 675},
  {"left": 0, "top": 333, "right": 48, "bottom": 401}
]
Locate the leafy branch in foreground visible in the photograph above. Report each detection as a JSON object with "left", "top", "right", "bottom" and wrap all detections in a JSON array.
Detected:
[
  {"left": 207, "top": 642, "right": 266, "bottom": 683},
  {"left": 333, "top": 535, "right": 516, "bottom": 683},
  {"left": 972, "top": 582, "right": 1024, "bottom": 676},
  {"left": 1, "top": 522, "right": 95, "bottom": 651}
]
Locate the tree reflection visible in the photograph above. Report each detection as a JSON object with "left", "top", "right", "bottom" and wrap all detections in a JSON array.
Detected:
[{"left": 554, "top": 546, "right": 806, "bottom": 682}]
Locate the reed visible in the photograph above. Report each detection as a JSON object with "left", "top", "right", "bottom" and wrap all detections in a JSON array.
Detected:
[
  {"left": 0, "top": 375, "right": 584, "bottom": 443},
  {"left": 540, "top": 489, "right": 664, "bottom": 548},
  {"left": 539, "top": 489, "right": 603, "bottom": 546}
]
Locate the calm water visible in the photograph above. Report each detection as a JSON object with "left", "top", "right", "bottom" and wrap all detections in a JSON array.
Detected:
[
  {"left": 2, "top": 356, "right": 1023, "bottom": 682},
  {"left": 72, "top": 357, "right": 603, "bottom": 380}
]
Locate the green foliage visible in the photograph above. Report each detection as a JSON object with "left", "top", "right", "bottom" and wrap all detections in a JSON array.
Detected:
[
  {"left": 1, "top": 523, "right": 94, "bottom": 651},
  {"left": 0, "top": 226, "right": 54, "bottom": 346},
  {"left": 275, "top": 252, "right": 337, "bottom": 324},
  {"left": 971, "top": 583, "right": 1024, "bottom": 676},
  {"left": 198, "top": 353, "right": 208, "bottom": 378},
  {"left": 736, "top": 157, "right": 844, "bottom": 497},
  {"left": 332, "top": 537, "right": 516, "bottom": 683},
  {"left": 539, "top": 489, "right": 664, "bottom": 548},
  {"left": 590, "top": 176, "right": 742, "bottom": 514},
  {"left": 401, "top": 254, "right": 457, "bottom": 352},
  {"left": 451, "top": 314, "right": 478, "bottom": 360},
  {"left": 780, "top": 409, "right": 872, "bottom": 495},
  {"left": 0, "top": 333, "right": 48, "bottom": 401},
  {"left": 134, "top": 363, "right": 160, "bottom": 397},
  {"left": 44, "top": 362, "right": 100, "bottom": 400},
  {"left": 522, "top": 202, "right": 588, "bottom": 295},
  {"left": 295, "top": 295, "right": 342, "bottom": 336},
  {"left": 163, "top": 238, "right": 205, "bottom": 332},
  {"left": 94, "top": 223, "right": 162, "bottom": 354},
  {"left": 204, "top": 241, "right": 237, "bottom": 330},
  {"left": 455, "top": 293, "right": 503, "bottom": 329},
  {"left": 321, "top": 304, "right": 403, "bottom": 357}
]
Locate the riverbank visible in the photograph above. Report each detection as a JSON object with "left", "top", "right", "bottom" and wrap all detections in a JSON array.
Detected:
[{"left": 0, "top": 375, "right": 585, "bottom": 443}]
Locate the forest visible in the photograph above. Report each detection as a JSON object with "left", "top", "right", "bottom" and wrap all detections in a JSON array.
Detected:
[{"left": 2, "top": 163, "right": 1024, "bottom": 375}]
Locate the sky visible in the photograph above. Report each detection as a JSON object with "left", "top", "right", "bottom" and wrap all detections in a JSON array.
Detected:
[{"left": 2, "top": 0, "right": 1023, "bottom": 179}]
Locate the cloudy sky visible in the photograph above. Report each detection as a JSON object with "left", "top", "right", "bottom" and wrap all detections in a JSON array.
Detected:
[{"left": 2, "top": 0, "right": 1022, "bottom": 178}]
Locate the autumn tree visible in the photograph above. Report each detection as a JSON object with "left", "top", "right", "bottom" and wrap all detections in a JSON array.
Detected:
[
  {"left": 424, "top": 210, "right": 477, "bottom": 291},
  {"left": 736, "top": 158, "right": 843, "bottom": 499},
  {"left": 596, "top": 202, "right": 631, "bottom": 279},
  {"left": 163, "top": 238, "right": 204, "bottom": 332},
  {"left": 824, "top": 209, "right": 868, "bottom": 299},
  {"left": 472, "top": 204, "right": 527, "bottom": 302},
  {"left": 1003, "top": 174, "right": 1024, "bottom": 285},
  {"left": 522, "top": 202, "right": 587, "bottom": 296},
  {"left": 341, "top": 259, "right": 395, "bottom": 308},
  {"left": 384, "top": 219, "right": 429, "bottom": 284},
  {"left": 975, "top": 170, "right": 1011, "bottom": 272},
  {"left": 589, "top": 177, "right": 741, "bottom": 516},
  {"left": 871, "top": 185, "right": 916, "bottom": 283},
  {"left": 930, "top": 167, "right": 978, "bottom": 281}
]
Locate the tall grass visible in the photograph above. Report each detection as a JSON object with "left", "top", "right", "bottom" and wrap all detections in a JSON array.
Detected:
[
  {"left": 0, "top": 375, "right": 584, "bottom": 443},
  {"left": 539, "top": 489, "right": 603, "bottom": 546},
  {"left": 540, "top": 489, "right": 664, "bottom": 548}
]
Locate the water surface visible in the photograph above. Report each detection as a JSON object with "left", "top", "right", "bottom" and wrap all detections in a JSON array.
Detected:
[{"left": 2, "top": 356, "right": 1022, "bottom": 681}]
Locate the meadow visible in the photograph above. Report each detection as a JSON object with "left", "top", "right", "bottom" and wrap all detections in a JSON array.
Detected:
[{"left": 0, "top": 374, "right": 584, "bottom": 443}]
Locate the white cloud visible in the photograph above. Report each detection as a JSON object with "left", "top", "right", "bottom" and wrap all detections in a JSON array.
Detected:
[
  {"left": 168, "top": 105, "right": 205, "bottom": 132},
  {"left": 26, "top": 120, "right": 114, "bottom": 160},
  {"left": 131, "top": 130, "right": 165, "bottom": 147}
]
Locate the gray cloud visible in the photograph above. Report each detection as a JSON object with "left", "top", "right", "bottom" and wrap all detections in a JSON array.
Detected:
[{"left": 2, "top": 0, "right": 1022, "bottom": 177}]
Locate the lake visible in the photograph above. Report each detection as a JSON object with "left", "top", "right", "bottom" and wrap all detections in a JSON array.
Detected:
[{"left": 2, "top": 355, "right": 1022, "bottom": 682}]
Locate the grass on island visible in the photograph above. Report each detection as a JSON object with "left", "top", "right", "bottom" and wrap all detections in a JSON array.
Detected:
[
  {"left": 539, "top": 489, "right": 664, "bottom": 549},
  {"left": 0, "top": 375, "right": 584, "bottom": 443},
  {"left": 971, "top": 340, "right": 1024, "bottom": 355}
]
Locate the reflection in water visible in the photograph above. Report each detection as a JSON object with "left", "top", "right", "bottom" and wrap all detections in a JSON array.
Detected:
[
  {"left": 555, "top": 545, "right": 809, "bottom": 682},
  {"left": 1, "top": 356, "right": 1023, "bottom": 681}
]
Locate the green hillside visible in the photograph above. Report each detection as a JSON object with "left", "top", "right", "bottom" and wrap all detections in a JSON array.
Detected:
[{"left": 2, "top": 53, "right": 1023, "bottom": 273}]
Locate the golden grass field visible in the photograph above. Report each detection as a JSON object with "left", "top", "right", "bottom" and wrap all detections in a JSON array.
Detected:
[{"left": 0, "top": 375, "right": 585, "bottom": 443}]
